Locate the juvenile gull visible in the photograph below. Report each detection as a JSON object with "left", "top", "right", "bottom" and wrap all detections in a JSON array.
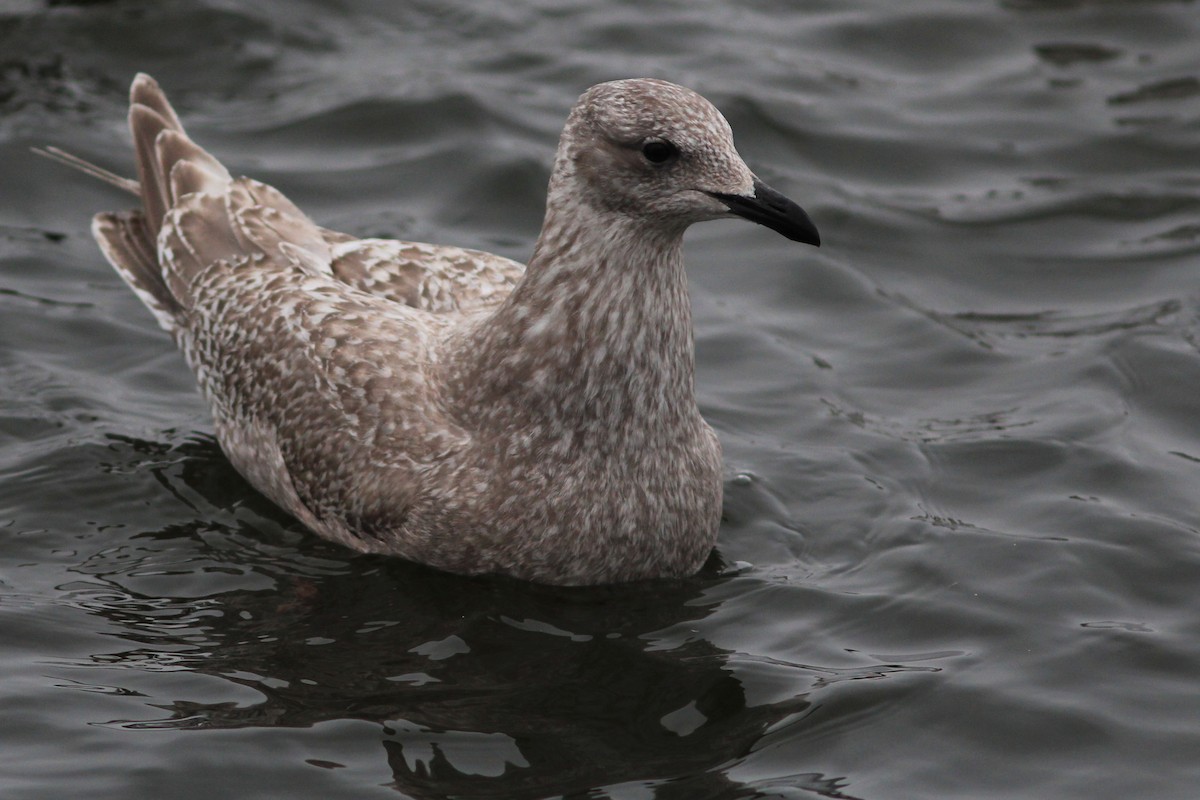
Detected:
[{"left": 47, "top": 74, "right": 820, "bottom": 585}]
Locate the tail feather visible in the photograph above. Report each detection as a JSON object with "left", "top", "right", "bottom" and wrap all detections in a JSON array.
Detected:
[
  {"left": 31, "top": 146, "right": 140, "bottom": 196},
  {"left": 43, "top": 73, "right": 241, "bottom": 324},
  {"left": 168, "top": 158, "right": 230, "bottom": 209},
  {"left": 130, "top": 72, "right": 183, "bottom": 131},
  {"left": 129, "top": 104, "right": 174, "bottom": 237},
  {"left": 128, "top": 73, "right": 234, "bottom": 234},
  {"left": 93, "top": 211, "right": 181, "bottom": 332},
  {"left": 157, "top": 128, "right": 231, "bottom": 195},
  {"left": 45, "top": 72, "right": 333, "bottom": 330}
]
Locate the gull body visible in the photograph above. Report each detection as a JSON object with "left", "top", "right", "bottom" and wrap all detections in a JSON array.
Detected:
[{"left": 53, "top": 74, "right": 819, "bottom": 585}]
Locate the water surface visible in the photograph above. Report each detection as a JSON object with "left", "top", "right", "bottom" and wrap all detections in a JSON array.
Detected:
[{"left": 2, "top": 1, "right": 1200, "bottom": 798}]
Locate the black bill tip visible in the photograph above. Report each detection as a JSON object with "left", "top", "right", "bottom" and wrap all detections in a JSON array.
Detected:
[{"left": 706, "top": 179, "right": 820, "bottom": 246}]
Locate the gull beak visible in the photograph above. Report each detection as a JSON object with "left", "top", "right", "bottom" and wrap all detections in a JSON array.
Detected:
[{"left": 705, "top": 179, "right": 821, "bottom": 246}]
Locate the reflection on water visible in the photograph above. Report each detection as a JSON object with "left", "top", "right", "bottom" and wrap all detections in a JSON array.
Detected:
[
  {"left": 38, "top": 434, "right": 962, "bottom": 798},
  {"left": 55, "top": 438, "right": 819, "bottom": 798}
]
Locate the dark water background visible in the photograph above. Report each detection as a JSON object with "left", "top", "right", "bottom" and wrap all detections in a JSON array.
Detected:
[{"left": 3, "top": 1, "right": 1200, "bottom": 798}]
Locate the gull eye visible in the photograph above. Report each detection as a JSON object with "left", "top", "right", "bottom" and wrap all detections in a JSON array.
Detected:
[{"left": 641, "top": 139, "right": 679, "bottom": 165}]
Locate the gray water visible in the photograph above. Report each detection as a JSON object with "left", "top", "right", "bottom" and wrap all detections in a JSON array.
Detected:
[{"left": 3, "top": 1, "right": 1200, "bottom": 798}]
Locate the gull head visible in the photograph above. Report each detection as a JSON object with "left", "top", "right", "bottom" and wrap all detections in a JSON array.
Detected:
[{"left": 552, "top": 78, "right": 820, "bottom": 246}]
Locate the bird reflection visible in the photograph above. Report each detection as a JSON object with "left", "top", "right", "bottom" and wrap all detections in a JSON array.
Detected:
[{"left": 68, "top": 434, "right": 852, "bottom": 799}]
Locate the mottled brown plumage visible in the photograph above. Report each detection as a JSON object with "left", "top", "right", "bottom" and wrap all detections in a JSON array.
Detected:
[{"left": 55, "top": 74, "right": 819, "bottom": 585}]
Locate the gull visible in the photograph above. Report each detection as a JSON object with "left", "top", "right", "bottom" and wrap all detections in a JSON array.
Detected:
[{"left": 42, "top": 74, "right": 820, "bottom": 585}]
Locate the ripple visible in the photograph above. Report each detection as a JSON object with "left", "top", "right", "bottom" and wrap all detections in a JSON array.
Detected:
[
  {"left": 1034, "top": 42, "right": 1124, "bottom": 67},
  {"left": 1109, "top": 75, "right": 1200, "bottom": 105}
]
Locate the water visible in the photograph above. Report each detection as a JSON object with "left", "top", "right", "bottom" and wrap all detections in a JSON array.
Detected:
[{"left": 2, "top": 1, "right": 1199, "bottom": 797}]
